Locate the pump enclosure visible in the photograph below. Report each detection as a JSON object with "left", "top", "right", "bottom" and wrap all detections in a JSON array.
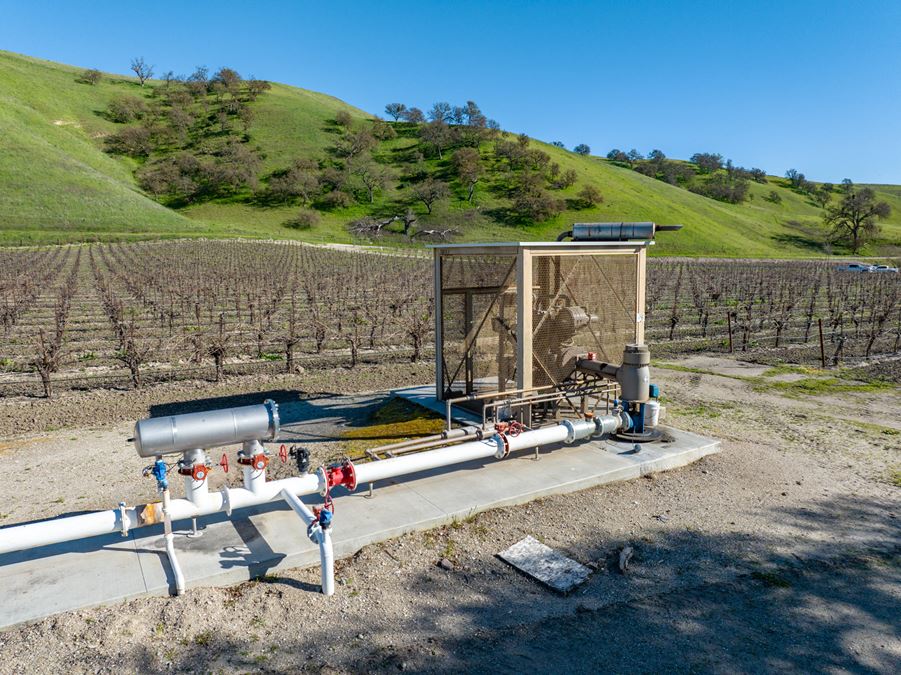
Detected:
[{"left": 431, "top": 238, "right": 651, "bottom": 403}]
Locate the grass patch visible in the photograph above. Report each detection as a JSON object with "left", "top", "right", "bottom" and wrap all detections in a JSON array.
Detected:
[
  {"left": 890, "top": 469, "right": 901, "bottom": 488},
  {"left": 342, "top": 397, "right": 445, "bottom": 455},
  {"left": 193, "top": 630, "right": 213, "bottom": 646},
  {"left": 756, "top": 376, "right": 895, "bottom": 397},
  {"left": 761, "top": 364, "right": 826, "bottom": 377}
]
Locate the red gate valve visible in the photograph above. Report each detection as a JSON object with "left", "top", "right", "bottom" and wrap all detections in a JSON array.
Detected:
[
  {"left": 279, "top": 444, "right": 289, "bottom": 463},
  {"left": 219, "top": 453, "right": 229, "bottom": 473},
  {"left": 237, "top": 451, "right": 270, "bottom": 471},
  {"left": 325, "top": 461, "right": 357, "bottom": 491}
]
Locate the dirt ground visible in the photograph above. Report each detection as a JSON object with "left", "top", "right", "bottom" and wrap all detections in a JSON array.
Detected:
[{"left": 0, "top": 357, "right": 899, "bottom": 673}]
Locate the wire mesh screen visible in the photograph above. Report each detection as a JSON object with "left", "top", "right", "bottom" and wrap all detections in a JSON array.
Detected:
[
  {"left": 531, "top": 253, "right": 638, "bottom": 387},
  {"left": 440, "top": 255, "right": 518, "bottom": 398}
]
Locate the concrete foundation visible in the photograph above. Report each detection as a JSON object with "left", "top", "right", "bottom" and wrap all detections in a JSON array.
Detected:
[{"left": 0, "top": 389, "right": 718, "bottom": 629}]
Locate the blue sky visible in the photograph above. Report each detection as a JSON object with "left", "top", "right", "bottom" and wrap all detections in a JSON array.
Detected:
[{"left": 2, "top": 0, "right": 900, "bottom": 183}]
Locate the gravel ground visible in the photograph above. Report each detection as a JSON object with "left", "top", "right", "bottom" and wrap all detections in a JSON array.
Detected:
[{"left": 0, "top": 356, "right": 899, "bottom": 673}]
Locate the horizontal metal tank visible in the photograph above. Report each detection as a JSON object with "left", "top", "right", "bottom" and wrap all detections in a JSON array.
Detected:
[
  {"left": 572, "top": 222, "right": 657, "bottom": 241},
  {"left": 133, "top": 400, "right": 280, "bottom": 457}
]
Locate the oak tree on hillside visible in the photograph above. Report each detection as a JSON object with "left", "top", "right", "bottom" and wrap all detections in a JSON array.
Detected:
[
  {"left": 403, "top": 107, "right": 426, "bottom": 123},
  {"left": 574, "top": 143, "right": 591, "bottom": 155},
  {"left": 385, "top": 103, "right": 407, "bottom": 121},
  {"left": 824, "top": 186, "right": 891, "bottom": 253},
  {"left": 353, "top": 160, "right": 391, "bottom": 203},
  {"left": 335, "top": 110, "right": 353, "bottom": 128},
  {"left": 130, "top": 57, "right": 154, "bottom": 87},
  {"left": 420, "top": 120, "right": 452, "bottom": 158},
  {"left": 428, "top": 101, "right": 453, "bottom": 123},
  {"left": 412, "top": 177, "right": 449, "bottom": 214},
  {"left": 80, "top": 68, "right": 102, "bottom": 85},
  {"left": 453, "top": 147, "right": 483, "bottom": 202},
  {"left": 691, "top": 152, "right": 723, "bottom": 173},
  {"left": 577, "top": 184, "right": 603, "bottom": 207}
]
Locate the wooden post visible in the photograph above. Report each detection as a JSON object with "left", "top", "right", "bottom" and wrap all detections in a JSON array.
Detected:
[
  {"left": 818, "top": 318, "right": 826, "bottom": 368},
  {"left": 726, "top": 312, "right": 734, "bottom": 354}
]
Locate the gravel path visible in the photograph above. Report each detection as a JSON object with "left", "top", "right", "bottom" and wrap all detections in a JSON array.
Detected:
[{"left": 0, "top": 357, "right": 898, "bottom": 673}]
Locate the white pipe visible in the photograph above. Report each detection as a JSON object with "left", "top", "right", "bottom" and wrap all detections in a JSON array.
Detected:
[
  {"left": 184, "top": 474, "right": 209, "bottom": 505},
  {"left": 319, "top": 528, "right": 335, "bottom": 596},
  {"left": 353, "top": 437, "right": 501, "bottom": 484},
  {"left": 162, "top": 489, "right": 185, "bottom": 596},
  {"left": 0, "top": 473, "right": 320, "bottom": 555},
  {"left": 280, "top": 489, "right": 334, "bottom": 596},
  {"left": 0, "top": 416, "right": 618, "bottom": 557}
]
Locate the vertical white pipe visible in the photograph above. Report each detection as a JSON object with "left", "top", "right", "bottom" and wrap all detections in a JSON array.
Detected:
[
  {"left": 319, "top": 528, "right": 335, "bottom": 596},
  {"left": 184, "top": 474, "right": 209, "bottom": 506},
  {"left": 161, "top": 489, "right": 185, "bottom": 596},
  {"left": 280, "top": 489, "right": 334, "bottom": 596}
]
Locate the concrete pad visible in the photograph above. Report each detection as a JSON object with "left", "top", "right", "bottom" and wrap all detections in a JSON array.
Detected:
[{"left": 0, "top": 424, "right": 718, "bottom": 629}]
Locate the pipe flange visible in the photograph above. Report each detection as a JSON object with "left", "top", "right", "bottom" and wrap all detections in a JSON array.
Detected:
[
  {"left": 317, "top": 467, "right": 329, "bottom": 496},
  {"left": 493, "top": 434, "right": 509, "bottom": 459},
  {"left": 264, "top": 399, "right": 280, "bottom": 440},
  {"left": 561, "top": 419, "right": 577, "bottom": 444}
]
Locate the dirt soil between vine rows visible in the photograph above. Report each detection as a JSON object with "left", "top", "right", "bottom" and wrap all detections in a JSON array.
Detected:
[{"left": 0, "top": 357, "right": 899, "bottom": 674}]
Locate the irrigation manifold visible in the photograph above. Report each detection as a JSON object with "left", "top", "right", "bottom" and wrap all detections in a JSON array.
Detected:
[{"left": 0, "top": 223, "right": 683, "bottom": 597}]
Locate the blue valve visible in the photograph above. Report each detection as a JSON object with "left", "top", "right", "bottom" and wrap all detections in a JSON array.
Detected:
[
  {"left": 151, "top": 459, "right": 168, "bottom": 491},
  {"left": 318, "top": 509, "right": 333, "bottom": 529}
]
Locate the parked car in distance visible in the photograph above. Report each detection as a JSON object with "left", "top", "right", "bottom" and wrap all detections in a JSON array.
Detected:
[
  {"left": 871, "top": 264, "right": 899, "bottom": 273},
  {"left": 836, "top": 263, "right": 875, "bottom": 272}
]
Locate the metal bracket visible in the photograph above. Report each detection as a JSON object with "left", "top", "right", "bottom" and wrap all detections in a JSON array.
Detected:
[
  {"left": 220, "top": 485, "right": 232, "bottom": 517},
  {"left": 118, "top": 501, "right": 129, "bottom": 537}
]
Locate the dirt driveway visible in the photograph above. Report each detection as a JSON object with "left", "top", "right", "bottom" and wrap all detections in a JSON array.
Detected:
[{"left": 0, "top": 357, "right": 898, "bottom": 673}]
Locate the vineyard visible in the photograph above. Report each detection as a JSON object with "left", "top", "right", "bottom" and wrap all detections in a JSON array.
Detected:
[{"left": 1, "top": 241, "right": 899, "bottom": 397}]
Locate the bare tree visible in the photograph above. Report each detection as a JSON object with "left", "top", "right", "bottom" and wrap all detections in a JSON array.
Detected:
[
  {"left": 824, "top": 187, "right": 891, "bottom": 253},
  {"left": 385, "top": 103, "right": 407, "bottom": 121},
  {"left": 130, "top": 57, "right": 154, "bottom": 87},
  {"left": 403, "top": 107, "right": 425, "bottom": 123},
  {"left": 207, "top": 313, "right": 231, "bottom": 382},
  {"left": 412, "top": 178, "right": 449, "bottom": 214},
  {"left": 420, "top": 119, "right": 452, "bottom": 158},
  {"left": 428, "top": 101, "right": 452, "bottom": 122},
  {"left": 453, "top": 147, "right": 482, "bottom": 202},
  {"left": 353, "top": 160, "right": 391, "bottom": 203}
]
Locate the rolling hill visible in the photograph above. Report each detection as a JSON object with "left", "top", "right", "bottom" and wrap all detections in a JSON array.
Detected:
[{"left": 1, "top": 49, "right": 899, "bottom": 257}]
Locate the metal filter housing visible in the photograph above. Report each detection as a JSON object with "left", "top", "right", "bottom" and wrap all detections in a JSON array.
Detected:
[{"left": 133, "top": 399, "right": 280, "bottom": 457}]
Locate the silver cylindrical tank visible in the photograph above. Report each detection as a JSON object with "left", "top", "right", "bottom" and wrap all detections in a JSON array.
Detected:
[
  {"left": 133, "top": 399, "right": 280, "bottom": 457},
  {"left": 572, "top": 222, "right": 657, "bottom": 241},
  {"left": 617, "top": 344, "right": 650, "bottom": 402}
]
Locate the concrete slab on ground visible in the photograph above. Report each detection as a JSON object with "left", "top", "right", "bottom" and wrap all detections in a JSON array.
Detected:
[{"left": 0, "top": 424, "right": 718, "bottom": 629}]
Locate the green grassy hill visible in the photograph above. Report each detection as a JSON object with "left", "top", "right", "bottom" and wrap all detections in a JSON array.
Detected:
[{"left": 1, "top": 49, "right": 899, "bottom": 257}]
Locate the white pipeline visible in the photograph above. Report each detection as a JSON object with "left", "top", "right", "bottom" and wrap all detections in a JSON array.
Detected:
[
  {"left": 0, "top": 473, "right": 320, "bottom": 555},
  {"left": 0, "top": 416, "right": 615, "bottom": 557}
]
